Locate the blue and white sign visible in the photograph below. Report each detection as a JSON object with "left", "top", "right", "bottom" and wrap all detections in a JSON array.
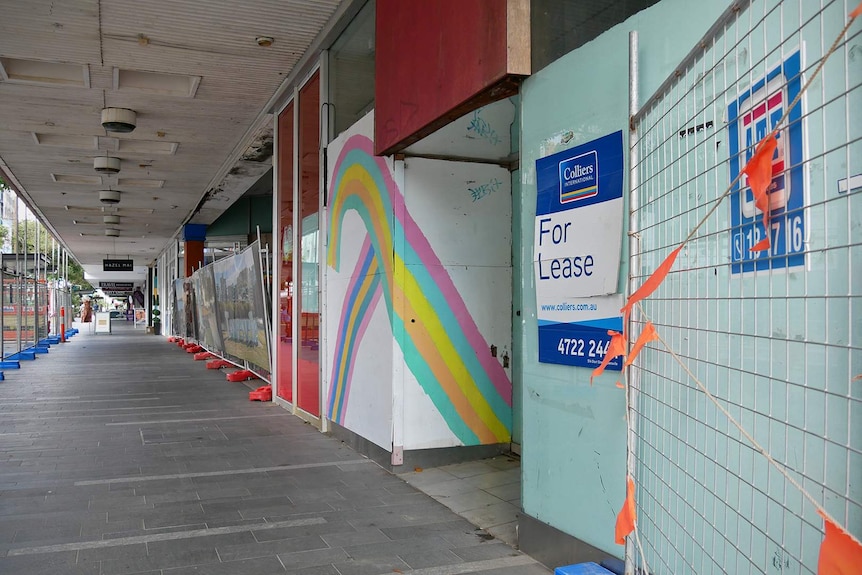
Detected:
[
  {"left": 728, "top": 49, "right": 805, "bottom": 274},
  {"left": 534, "top": 131, "right": 624, "bottom": 369},
  {"left": 537, "top": 294, "right": 624, "bottom": 370}
]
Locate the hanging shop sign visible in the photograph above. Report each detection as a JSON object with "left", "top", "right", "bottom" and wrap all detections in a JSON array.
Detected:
[
  {"left": 99, "top": 282, "right": 133, "bottom": 292},
  {"left": 534, "top": 130, "right": 624, "bottom": 368},
  {"left": 103, "top": 259, "right": 133, "bottom": 272},
  {"left": 728, "top": 49, "right": 805, "bottom": 274}
]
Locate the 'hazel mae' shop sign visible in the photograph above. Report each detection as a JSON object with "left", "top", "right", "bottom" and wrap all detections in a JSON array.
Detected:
[
  {"left": 103, "top": 259, "right": 133, "bottom": 272},
  {"left": 534, "top": 130, "right": 625, "bottom": 369}
]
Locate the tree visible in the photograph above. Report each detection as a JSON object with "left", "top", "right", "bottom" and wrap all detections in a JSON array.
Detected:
[{"left": 10, "top": 220, "right": 52, "bottom": 254}]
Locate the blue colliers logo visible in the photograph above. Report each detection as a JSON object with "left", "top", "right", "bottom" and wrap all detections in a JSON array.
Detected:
[{"left": 559, "top": 151, "right": 598, "bottom": 203}]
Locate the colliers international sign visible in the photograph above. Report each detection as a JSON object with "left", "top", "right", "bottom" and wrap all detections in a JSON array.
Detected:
[
  {"left": 534, "top": 131, "right": 624, "bottom": 369},
  {"left": 103, "top": 259, "right": 133, "bottom": 272}
]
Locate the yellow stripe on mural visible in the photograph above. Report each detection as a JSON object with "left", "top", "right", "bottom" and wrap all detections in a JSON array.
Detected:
[{"left": 328, "top": 167, "right": 394, "bottom": 275}]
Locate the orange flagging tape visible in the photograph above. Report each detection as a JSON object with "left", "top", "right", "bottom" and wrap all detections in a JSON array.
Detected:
[
  {"left": 615, "top": 476, "right": 637, "bottom": 545},
  {"left": 818, "top": 511, "right": 862, "bottom": 574},
  {"left": 742, "top": 134, "right": 778, "bottom": 252},
  {"left": 852, "top": 2, "right": 862, "bottom": 18},
  {"left": 591, "top": 331, "right": 627, "bottom": 384},
  {"left": 625, "top": 321, "right": 659, "bottom": 368},
  {"left": 621, "top": 246, "right": 683, "bottom": 326}
]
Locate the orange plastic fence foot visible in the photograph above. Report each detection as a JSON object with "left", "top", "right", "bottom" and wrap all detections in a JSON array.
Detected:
[
  {"left": 194, "top": 352, "right": 214, "bottom": 361},
  {"left": 248, "top": 385, "right": 272, "bottom": 401},
  {"left": 176, "top": 338, "right": 185, "bottom": 347},
  {"left": 185, "top": 344, "right": 203, "bottom": 353},
  {"left": 206, "top": 359, "right": 232, "bottom": 370},
  {"left": 226, "top": 370, "right": 257, "bottom": 382},
  {"left": 167, "top": 336, "right": 176, "bottom": 343}
]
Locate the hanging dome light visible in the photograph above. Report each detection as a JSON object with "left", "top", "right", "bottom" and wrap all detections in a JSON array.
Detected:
[
  {"left": 101, "top": 108, "right": 137, "bottom": 133},
  {"left": 99, "top": 190, "right": 121, "bottom": 204},
  {"left": 94, "top": 156, "right": 121, "bottom": 173}
]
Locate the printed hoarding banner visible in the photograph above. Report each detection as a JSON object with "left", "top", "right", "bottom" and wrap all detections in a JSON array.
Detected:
[
  {"left": 534, "top": 131, "right": 624, "bottom": 369},
  {"left": 194, "top": 266, "right": 223, "bottom": 354},
  {"left": 212, "top": 242, "right": 270, "bottom": 373},
  {"left": 728, "top": 49, "right": 805, "bottom": 274}
]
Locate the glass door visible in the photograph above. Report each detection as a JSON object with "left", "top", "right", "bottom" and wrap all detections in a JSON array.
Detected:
[
  {"left": 276, "top": 101, "right": 295, "bottom": 402},
  {"left": 296, "top": 71, "right": 321, "bottom": 417}
]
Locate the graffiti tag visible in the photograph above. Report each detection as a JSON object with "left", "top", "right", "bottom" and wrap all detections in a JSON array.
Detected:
[
  {"left": 467, "top": 110, "right": 501, "bottom": 146},
  {"left": 469, "top": 178, "right": 504, "bottom": 202}
]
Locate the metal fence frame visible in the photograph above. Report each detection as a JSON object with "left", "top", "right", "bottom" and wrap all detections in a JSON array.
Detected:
[{"left": 626, "top": 1, "right": 860, "bottom": 573}]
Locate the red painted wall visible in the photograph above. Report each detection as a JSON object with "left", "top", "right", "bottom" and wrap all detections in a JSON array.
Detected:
[{"left": 375, "top": 0, "right": 521, "bottom": 156}]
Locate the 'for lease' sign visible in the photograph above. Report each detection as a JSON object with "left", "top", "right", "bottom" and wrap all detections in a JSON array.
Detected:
[{"left": 534, "top": 131, "right": 624, "bottom": 368}]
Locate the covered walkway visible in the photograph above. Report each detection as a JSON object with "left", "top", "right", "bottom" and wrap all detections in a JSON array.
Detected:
[{"left": 0, "top": 325, "right": 546, "bottom": 575}]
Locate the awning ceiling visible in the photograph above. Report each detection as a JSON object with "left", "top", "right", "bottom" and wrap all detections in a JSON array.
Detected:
[{"left": 0, "top": 0, "right": 344, "bottom": 283}]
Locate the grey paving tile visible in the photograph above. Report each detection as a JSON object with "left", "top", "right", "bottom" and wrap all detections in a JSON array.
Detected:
[
  {"left": 434, "top": 489, "right": 507, "bottom": 513},
  {"left": 12, "top": 523, "right": 83, "bottom": 543},
  {"left": 0, "top": 551, "right": 100, "bottom": 575},
  {"left": 437, "top": 461, "right": 500, "bottom": 479},
  {"left": 331, "top": 555, "right": 411, "bottom": 575},
  {"left": 458, "top": 502, "right": 519, "bottom": 529},
  {"left": 484, "top": 482, "right": 520, "bottom": 502},
  {"left": 163, "top": 555, "right": 287, "bottom": 575},
  {"left": 76, "top": 542, "right": 148, "bottom": 562},
  {"left": 283, "top": 565, "right": 339, "bottom": 575},
  {"left": 463, "top": 468, "right": 521, "bottom": 490},
  {"left": 217, "top": 534, "right": 329, "bottom": 561},
  {"left": 397, "top": 468, "right": 458, "bottom": 488},
  {"left": 344, "top": 534, "right": 455, "bottom": 561},
  {"left": 481, "top": 564, "right": 551, "bottom": 574},
  {"left": 398, "top": 548, "right": 464, "bottom": 569},
  {"left": 451, "top": 542, "right": 521, "bottom": 562},
  {"left": 252, "top": 518, "right": 356, "bottom": 542},
  {"left": 277, "top": 546, "right": 349, "bottom": 570},
  {"left": 99, "top": 547, "right": 219, "bottom": 575},
  {"left": 0, "top": 330, "right": 532, "bottom": 575},
  {"left": 319, "top": 527, "right": 391, "bottom": 548}
]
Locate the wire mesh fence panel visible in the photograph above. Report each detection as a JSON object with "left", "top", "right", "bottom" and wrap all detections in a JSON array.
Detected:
[{"left": 628, "top": 1, "right": 860, "bottom": 574}]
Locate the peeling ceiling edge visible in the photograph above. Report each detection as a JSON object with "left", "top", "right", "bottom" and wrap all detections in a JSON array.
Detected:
[{"left": 167, "top": 0, "right": 368, "bottom": 258}]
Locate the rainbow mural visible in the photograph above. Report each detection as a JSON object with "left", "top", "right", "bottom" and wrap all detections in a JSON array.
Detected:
[{"left": 327, "top": 134, "right": 512, "bottom": 445}]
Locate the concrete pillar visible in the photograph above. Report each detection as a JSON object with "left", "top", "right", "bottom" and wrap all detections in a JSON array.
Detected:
[{"left": 183, "top": 224, "right": 207, "bottom": 278}]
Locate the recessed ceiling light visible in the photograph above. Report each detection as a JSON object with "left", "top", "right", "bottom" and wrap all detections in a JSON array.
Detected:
[
  {"left": 118, "top": 140, "right": 177, "bottom": 155},
  {"left": 114, "top": 68, "right": 200, "bottom": 98},
  {"left": 256, "top": 36, "right": 274, "bottom": 47},
  {"left": 0, "top": 57, "right": 89, "bottom": 87},
  {"left": 118, "top": 178, "right": 164, "bottom": 188},
  {"left": 33, "top": 133, "right": 98, "bottom": 149},
  {"left": 52, "top": 174, "right": 102, "bottom": 185}
]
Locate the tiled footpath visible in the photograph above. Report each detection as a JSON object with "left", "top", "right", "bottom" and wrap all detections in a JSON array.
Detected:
[{"left": 0, "top": 323, "right": 548, "bottom": 575}]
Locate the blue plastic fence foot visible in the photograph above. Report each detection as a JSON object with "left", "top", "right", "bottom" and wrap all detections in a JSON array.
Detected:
[
  {"left": 6, "top": 351, "right": 36, "bottom": 361},
  {"left": 0, "top": 361, "right": 20, "bottom": 369}
]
